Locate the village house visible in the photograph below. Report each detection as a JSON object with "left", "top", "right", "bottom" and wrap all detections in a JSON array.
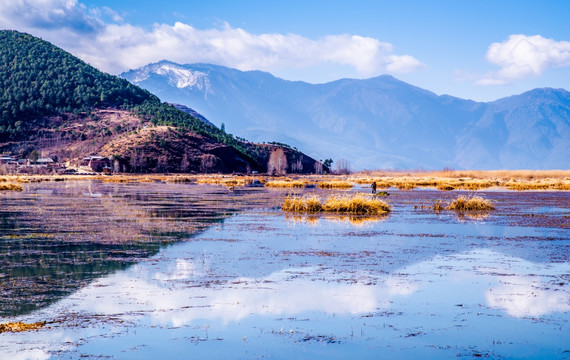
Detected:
[
  {"left": 82, "top": 156, "right": 112, "bottom": 172},
  {"left": 36, "top": 158, "right": 54, "bottom": 166},
  {"left": 0, "top": 156, "right": 15, "bottom": 164}
]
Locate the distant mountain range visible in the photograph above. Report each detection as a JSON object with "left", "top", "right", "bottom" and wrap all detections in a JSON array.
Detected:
[{"left": 121, "top": 61, "right": 570, "bottom": 170}]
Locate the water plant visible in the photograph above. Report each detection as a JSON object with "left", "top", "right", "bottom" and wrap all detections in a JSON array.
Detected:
[
  {"left": 282, "top": 194, "right": 390, "bottom": 214},
  {"left": 0, "top": 321, "right": 45, "bottom": 333},
  {"left": 0, "top": 183, "right": 23, "bottom": 191},
  {"left": 448, "top": 196, "right": 495, "bottom": 211},
  {"left": 265, "top": 180, "right": 308, "bottom": 188},
  {"left": 317, "top": 181, "right": 353, "bottom": 189}
]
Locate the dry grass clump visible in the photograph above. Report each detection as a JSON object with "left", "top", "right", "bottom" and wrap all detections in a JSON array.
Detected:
[
  {"left": 317, "top": 181, "right": 353, "bottom": 189},
  {"left": 323, "top": 194, "right": 390, "bottom": 214},
  {"left": 448, "top": 196, "right": 495, "bottom": 211},
  {"left": 0, "top": 321, "right": 45, "bottom": 333},
  {"left": 353, "top": 170, "right": 570, "bottom": 191},
  {"left": 504, "top": 178, "right": 570, "bottom": 191},
  {"left": 282, "top": 194, "right": 390, "bottom": 214},
  {"left": 457, "top": 179, "right": 496, "bottom": 190},
  {"left": 223, "top": 178, "right": 252, "bottom": 187},
  {"left": 0, "top": 183, "right": 24, "bottom": 191},
  {"left": 396, "top": 182, "right": 416, "bottom": 190},
  {"left": 196, "top": 176, "right": 252, "bottom": 187},
  {"left": 164, "top": 176, "right": 195, "bottom": 183},
  {"left": 437, "top": 183, "right": 455, "bottom": 191},
  {"left": 351, "top": 178, "right": 391, "bottom": 188},
  {"left": 265, "top": 180, "right": 308, "bottom": 188},
  {"left": 99, "top": 176, "right": 133, "bottom": 183},
  {"left": 433, "top": 200, "right": 445, "bottom": 211},
  {"left": 282, "top": 195, "right": 322, "bottom": 212}
]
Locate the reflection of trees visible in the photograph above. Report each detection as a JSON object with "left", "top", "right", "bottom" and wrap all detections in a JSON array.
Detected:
[
  {"left": 0, "top": 229, "right": 162, "bottom": 316},
  {"left": 0, "top": 181, "right": 251, "bottom": 317}
]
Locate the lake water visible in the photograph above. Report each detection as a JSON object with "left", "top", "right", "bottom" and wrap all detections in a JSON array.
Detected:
[{"left": 1, "top": 181, "right": 569, "bottom": 359}]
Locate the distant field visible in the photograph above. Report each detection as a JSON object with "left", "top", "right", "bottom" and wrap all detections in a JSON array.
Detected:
[{"left": 0, "top": 170, "right": 568, "bottom": 191}]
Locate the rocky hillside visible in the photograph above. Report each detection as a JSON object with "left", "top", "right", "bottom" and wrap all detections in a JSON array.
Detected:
[{"left": 0, "top": 31, "right": 320, "bottom": 173}]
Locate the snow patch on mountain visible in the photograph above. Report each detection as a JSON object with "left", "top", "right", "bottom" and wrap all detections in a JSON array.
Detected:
[
  {"left": 120, "top": 62, "right": 570, "bottom": 170},
  {"left": 127, "top": 62, "right": 210, "bottom": 92}
]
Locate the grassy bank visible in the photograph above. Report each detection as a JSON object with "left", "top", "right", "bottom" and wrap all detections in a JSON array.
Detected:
[{"left": 0, "top": 170, "right": 568, "bottom": 191}]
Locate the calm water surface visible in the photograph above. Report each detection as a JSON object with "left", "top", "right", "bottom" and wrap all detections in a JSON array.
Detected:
[{"left": 0, "top": 181, "right": 569, "bottom": 359}]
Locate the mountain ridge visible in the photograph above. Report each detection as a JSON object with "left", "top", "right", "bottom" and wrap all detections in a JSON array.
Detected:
[
  {"left": 121, "top": 61, "right": 570, "bottom": 170},
  {"left": 0, "top": 31, "right": 321, "bottom": 174}
]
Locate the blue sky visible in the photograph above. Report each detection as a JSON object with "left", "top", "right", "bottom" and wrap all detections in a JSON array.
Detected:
[{"left": 1, "top": 0, "right": 569, "bottom": 101}]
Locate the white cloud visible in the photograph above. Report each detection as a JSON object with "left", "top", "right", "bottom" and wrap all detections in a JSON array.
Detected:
[
  {"left": 0, "top": 0, "right": 425, "bottom": 77},
  {"left": 0, "top": 0, "right": 102, "bottom": 33},
  {"left": 486, "top": 277, "right": 570, "bottom": 317},
  {"left": 478, "top": 34, "right": 570, "bottom": 85}
]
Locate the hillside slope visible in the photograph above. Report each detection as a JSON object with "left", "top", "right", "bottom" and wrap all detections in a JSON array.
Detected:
[
  {"left": 0, "top": 31, "right": 319, "bottom": 173},
  {"left": 122, "top": 61, "right": 570, "bottom": 170}
]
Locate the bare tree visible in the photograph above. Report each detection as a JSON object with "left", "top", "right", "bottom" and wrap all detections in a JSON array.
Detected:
[
  {"left": 200, "top": 154, "right": 218, "bottom": 173},
  {"left": 113, "top": 158, "right": 121, "bottom": 173},
  {"left": 336, "top": 158, "right": 351, "bottom": 175},
  {"left": 157, "top": 154, "right": 168, "bottom": 173},
  {"left": 291, "top": 156, "right": 303, "bottom": 173},
  {"left": 267, "top": 148, "right": 288, "bottom": 175},
  {"left": 314, "top": 161, "right": 323, "bottom": 175},
  {"left": 130, "top": 151, "right": 142, "bottom": 173},
  {"left": 180, "top": 153, "right": 190, "bottom": 173}
]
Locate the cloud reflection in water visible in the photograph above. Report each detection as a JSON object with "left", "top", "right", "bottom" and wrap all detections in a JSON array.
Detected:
[
  {"left": 69, "top": 248, "right": 569, "bottom": 328},
  {"left": 2, "top": 246, "right": 568, "bottom": 360}
]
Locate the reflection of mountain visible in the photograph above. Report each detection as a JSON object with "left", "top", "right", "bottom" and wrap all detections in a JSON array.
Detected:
[
  {"left": 0, "top": 217, "right": 162, "bottom": 317},
  {"left": 0, "top": 182, "right": 260, "bottom": 317},
  {"left": 2, "top": 208, "right": 568, "bottom": 359}
]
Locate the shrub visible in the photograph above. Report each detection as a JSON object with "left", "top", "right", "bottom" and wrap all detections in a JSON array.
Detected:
[
  {"left": 282, "top": 195, "right": 322, "bottom": 212},
  {"left": 323, "top": 194, "right": 390, "bottom": 214},
  {"left": 317, "top": 181, "right": 353, "bottom": 189},
  {"left": 433, "top": 200, "right": 445, "bottom": 211},
  {"left": 282, "top": 194, "right": 390, "bottom": 214},
  {"left": 265, "top": 180, "right": 307, "bottom": 188},
  {"left": 0, "top": 321, "right": 45, "bottom": 333},
  {"left": 448, "top": 196, "right": 495, "bottom": 211},
  {"left": 0, "top": 183, "right": 23, "bottom": 191},
  {"left": 437, "top": 183, "right": 455, "bottom": 191}
]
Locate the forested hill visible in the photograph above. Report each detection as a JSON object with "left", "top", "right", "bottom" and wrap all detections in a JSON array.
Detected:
[
  {"left": 0, "top": 31, "right": 150, "bottom": 138},
  {"left": 0, "top": 31, "right": 236, "bottom": 147},
  {"left": 0, "top": 30, "right": 320, "bottom": 173}
]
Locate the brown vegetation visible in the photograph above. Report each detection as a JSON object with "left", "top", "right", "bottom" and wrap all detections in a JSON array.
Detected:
[
  {"left": 432, "top": 200, "right": 445, "bottom": 211},
  {"left": 197, "top": 176, "right": 255, "bottom": 187},
  {"left": 282, "top": 194, "right": 390, "bottom": 214},
  {"left": 0, "top": 321, "right": 45, "bottom": 333},
  {"left": 447, "top": 196, "right": 495, "bottom": 211},
  {"left": 0, "top": 170, "right": 568, "bottom": 191},
  {"left": 265, "top": 179, "right": 309, "bottom": 188},
  {"left": 0, "top": 183, "right": 23, "bottom": 191},
  {"left": 317, "top": 180, "right": 353, "bottom": 189},
  {"left": 350, "top": 169, "right": 569, "bottom": 191}
]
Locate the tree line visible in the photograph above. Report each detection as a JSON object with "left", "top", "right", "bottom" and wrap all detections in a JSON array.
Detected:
[{"left": 0, "top": 30, "right": 258, "bottom": 165}]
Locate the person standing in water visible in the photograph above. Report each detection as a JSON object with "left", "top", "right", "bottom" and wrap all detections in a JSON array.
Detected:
[{"left": 371, "top": 181, "right": 377, "bottom": 194}]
